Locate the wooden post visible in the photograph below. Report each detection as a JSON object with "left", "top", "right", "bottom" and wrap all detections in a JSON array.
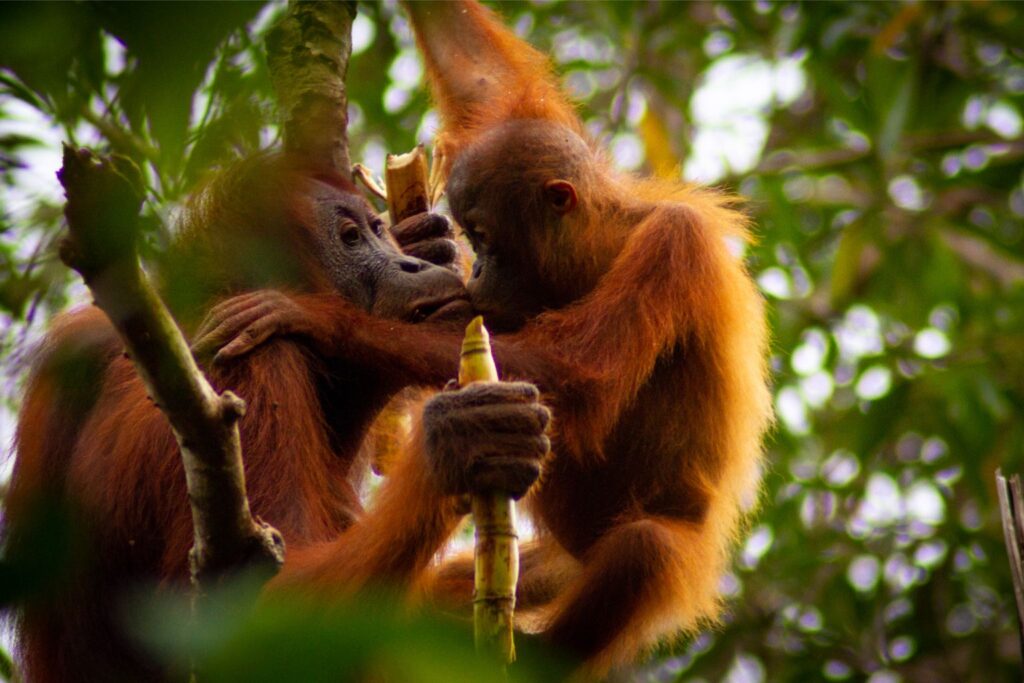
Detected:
[{"left": 363, "top": 146, "right": 434, "bottom": 476}]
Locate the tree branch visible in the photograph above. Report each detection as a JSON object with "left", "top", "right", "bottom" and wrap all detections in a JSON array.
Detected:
[
  {"left": 996, "top": 469, "right": 1024, "bottom": 665},
  {"left": 266, "top": 0, "right": 357, "bottom": 179},
  {"left": 56, "top": 145, "right": 285, "bottom": 588}
]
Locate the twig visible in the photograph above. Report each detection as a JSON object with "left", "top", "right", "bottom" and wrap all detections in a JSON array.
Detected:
[
  {"left": 353, "top": 163, "right": 388, "bottom": 202},
  {"left": 941, "top": 229, "right": 1024, "bottom": 287},
  {"left": 996, "top": 468, "right": 1024, "bottom": 665},
  {"left": 79, "top": 106, "right": 159, "bottom": 170}
]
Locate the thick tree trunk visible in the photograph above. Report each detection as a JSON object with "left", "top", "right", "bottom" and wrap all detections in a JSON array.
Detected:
[{"left": 266, "top": 0, "right": 357, "bottom": 179}]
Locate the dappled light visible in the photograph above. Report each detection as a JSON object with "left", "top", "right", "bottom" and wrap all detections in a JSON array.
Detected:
[{"left": 1, "top": 1, "right": 1023, "bottom": 681}]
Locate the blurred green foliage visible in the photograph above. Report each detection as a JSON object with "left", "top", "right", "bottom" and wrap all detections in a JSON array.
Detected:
[
  {"left": 1, "top": 1, "right": 1023, "bottom": 682},
  {"left": 133, "top": 573, "right": 571, "bottom": 683}
]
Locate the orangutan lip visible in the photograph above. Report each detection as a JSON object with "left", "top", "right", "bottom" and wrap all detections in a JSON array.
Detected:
[{"left": 407, "top": 295, "right": 471, "bottom": 322}]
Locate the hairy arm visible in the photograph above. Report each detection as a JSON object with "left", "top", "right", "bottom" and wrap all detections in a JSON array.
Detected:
[
  {"left": 268, "top": 426, "right": 465, "bottom": 595},
  {"left": 268, "top": 380, "right": 550, "bottom": 596},
  {"left": 191, "top": 288, "right": 591, "bottom": 401},
  {"left": 402, "top": 0, "right": 581, "bottom": 168},
  {"left": 192, "top": 291, "right": 463, "bottom": 385}
]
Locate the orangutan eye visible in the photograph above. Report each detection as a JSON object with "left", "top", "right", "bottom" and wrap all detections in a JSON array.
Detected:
[
  {"left": 462, "top": 220, "right": 487, "bottom": 245},
  {"left": 339, "top": 222, "right": 360, "bottom": 246}
]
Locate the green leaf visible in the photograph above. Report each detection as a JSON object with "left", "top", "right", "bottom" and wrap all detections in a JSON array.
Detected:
[
  {"left": 866, "top": 53, "right": 917, "bottom": 166},
  {"left": 93, "top": 1, "right": 267, "bottom": 173},
  {"left": 0, "top": 646, "right": 16, "bottom": 682}
]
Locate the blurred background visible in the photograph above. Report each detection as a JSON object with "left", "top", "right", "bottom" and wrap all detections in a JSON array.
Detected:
[{"left": 1, "top": 1, "right": 1023, "bottom": 681}]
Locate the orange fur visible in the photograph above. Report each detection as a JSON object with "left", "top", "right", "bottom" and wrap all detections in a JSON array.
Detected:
[
  {"left": 5, "top": 156, "right": 469, "bottom": 682},
  {"left": 403, "top": 1, "right": 774, "bottom": 675},
  {"left": 409, "top": 0, "right": 581, "bottom": 178},
  {"left": 8, "top": 3, "right": 774, "bottom": 676}
]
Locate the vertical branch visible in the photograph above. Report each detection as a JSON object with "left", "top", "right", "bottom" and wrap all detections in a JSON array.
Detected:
[
  {"left": 266, "top": 0, "right": 357, "bottom": 179},
  {"left": 57, "top": 147, "right": 285, "bottom": 588},
  {"left": 996, "top": 469, "right": 1024, "bottom": 664}
]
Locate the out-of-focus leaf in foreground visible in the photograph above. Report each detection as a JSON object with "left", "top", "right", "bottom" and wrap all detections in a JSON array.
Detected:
[{"left": 133, "top": 574, "right": 571, "bottom": 683}]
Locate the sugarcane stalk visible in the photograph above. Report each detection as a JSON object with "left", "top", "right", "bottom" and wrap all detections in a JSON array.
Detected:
[
  {"left": 364, "top": 146, "right": 433, "bottom": 476},
  {"left": 385, "top": 145, "right": 430, "bottom": 223},
  {"left": 459, "top": 316, "right": 518, "bottom": 664}
]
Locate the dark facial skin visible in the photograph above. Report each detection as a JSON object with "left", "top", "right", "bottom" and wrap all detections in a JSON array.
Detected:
[
  {"left": 445, "top": 120, "right": 589, "bottom": 333},
  {"left": 446, "top": 159, "right": 547, "bottom": 331},
  {"left": 311, "top": 182, "right": 472, "bottom": 324},
  {"left": 454, "top": 207, "right": 544, "bottom": 334}
]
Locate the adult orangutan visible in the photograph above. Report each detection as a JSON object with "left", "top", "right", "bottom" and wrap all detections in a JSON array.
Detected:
[{"left": 5, "top": 149, "right": 550, "bottom": 683}]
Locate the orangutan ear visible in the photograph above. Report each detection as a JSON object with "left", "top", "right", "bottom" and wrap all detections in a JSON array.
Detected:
[{"left": 544, "top": 179, "right": 578, "bottom": 214}]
